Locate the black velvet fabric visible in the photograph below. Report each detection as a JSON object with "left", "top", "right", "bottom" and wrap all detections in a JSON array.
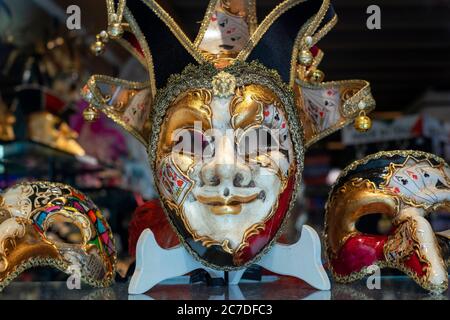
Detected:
[
  {"left": 127, "top": 0, "right": 335, "bottom": 87},
  {"left": 248, "top": 0, "right": 335, "bottom": 82},
  {"left": 127, "top": 0, "right": 198, "bottom": 88},
  {"left": 154, "top": 0, "right": 210, "bottom": 41},
  {"left": 334, "top": 154, "right": 440, "bottom": 189}
]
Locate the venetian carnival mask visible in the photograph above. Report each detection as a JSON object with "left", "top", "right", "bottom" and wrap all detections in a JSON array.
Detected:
[
  {"left": 0, "top": 181, "right": 116, "bottom": 290},
  {"left": 28, "top": 111, "right": 86, "bottom": 156},
  {"left": 0, "top": 99, "right": 16, "bottom": 142},
  {"left": 325, "top": 150, "right": 450, "bottom": 293},
  {"left": 81, "top": 0, "right": 375, "bottom": 269}
]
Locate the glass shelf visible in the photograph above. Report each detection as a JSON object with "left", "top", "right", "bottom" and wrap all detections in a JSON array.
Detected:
[
  {"left": 0, "top": 276, "right": 449, "bottom": 300},
  {"left": 0, "top": 140, "right": 111, "bottom": 178}
]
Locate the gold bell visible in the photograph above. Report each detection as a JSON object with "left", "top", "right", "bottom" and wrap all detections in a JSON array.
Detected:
[
  {"left": 83, "top": 106, "right": 99, "bottom": 122},
  {"left": 308, "top": 69, "right": 325, "bottom": 84},
  {"left": 99, "top": 30, "right": 109, "bottom": 42},
  {"left": 298, "top": 49, "right": 313, "bottom": 67},
  {"left": 354, "top": 111, "right": 372, "bottom": 132},
  {"left": 108, "top": 22, "right": 124, "bottom": 39},
  {"left": 90, "top": 38, "right": 105, "bottom": 56}
]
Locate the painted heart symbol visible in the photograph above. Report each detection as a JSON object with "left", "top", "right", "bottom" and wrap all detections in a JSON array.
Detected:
[{"left": 407, "top": 170, "right": 418, "bottom": 180}]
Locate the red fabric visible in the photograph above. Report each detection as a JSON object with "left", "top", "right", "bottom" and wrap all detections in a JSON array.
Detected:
[
  {"left": 234, "top": 174, "right": 296, "bottom": 265},
  {"left": 128, "top": 200, "right": 179, "bottom": 257},
  {"left": 123, "top": 32, "right": 144, "bottom": 57},
  {"left": 44, "top": 92, "right": 66, "bottom": 114},
  {"left": 331, "top": 231, "right": 428, "bottom": 280},
  {"left": 277, "top": 233, "right": 290, "bottom": 245},
  {"left": 411, "top": 115, "right": 423, "bottom": 137},
  {"left": 331, "top": 234, "right": 387, "bottom": 276},
  {"left": 310, "top": 46, "right": 320, "bottom": 57},
  {"left": 403, "top": 251, "right": 427, "bottom": 277}
]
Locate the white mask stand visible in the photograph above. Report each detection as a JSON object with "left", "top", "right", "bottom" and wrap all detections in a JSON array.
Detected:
[{"left": 128, "top": 225, "right": 330, "bottom": 294}]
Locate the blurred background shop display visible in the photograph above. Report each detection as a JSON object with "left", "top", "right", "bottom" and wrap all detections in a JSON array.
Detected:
[{"left": 0, "top": 0, "right": 450, "bottom": 282}]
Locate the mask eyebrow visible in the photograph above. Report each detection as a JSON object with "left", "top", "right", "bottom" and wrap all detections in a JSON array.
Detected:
[
  {"left": 230, "top": 85, "right": 281, "bottom": 130},
  {"left": 159, "top": 89, "right": 213, "bottom": 154}
]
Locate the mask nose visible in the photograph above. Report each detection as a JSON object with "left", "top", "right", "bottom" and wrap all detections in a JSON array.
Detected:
[
  {"left": 389, "top": 207, "right": 449, "bottom": 289},
  {"left": 200, "top": 135, "right": 252, "bottom": 188}
]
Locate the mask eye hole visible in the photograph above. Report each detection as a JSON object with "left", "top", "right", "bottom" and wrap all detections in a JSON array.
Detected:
[
  {"left": 45, "top": 219, "right": 84, "bottom": 245},
  {"left": 355, "top": 213, "right": 393, "bottom": 236},
  {"left": 172, "top": 129, "right": 214, "bottom": 159},
  {"left": 238, "top": 127, "right": 279, "bottom": 157}
]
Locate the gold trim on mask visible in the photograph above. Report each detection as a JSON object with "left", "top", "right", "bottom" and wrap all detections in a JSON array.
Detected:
[
  {"left": 81, "top": 5, "right": 158, "bottom": 148},
  {"left": 194, "top": 0, "right": 258, "bottom": 66},
  {"left": 233, "top": 222, "right": 266, "bottom": 264},
  {"left": 286, "top": 0, "right": 376, "bottom": 147},
  {"left": 140, "top": 0, "right": 207, "bottom": 63},
  {"left": 232, "top": 177, "right": 292, "bottom": 265},
  {"left": 120, "top": 0, "right": 328, "bottom": 68},
  {"left": 383, "top": 216, "right": 428, "bottom": 267},
  {"left": 290, "top": 14, "right": 337, "bottom": 86},
  {"left": 230, "top": 84, "right": 281, "bottom": 130},
  {"left": 158, "top": 89, "right": 213, "bottom": 157},
  {"left": 294, "top": 79, "right": 375, "bottom": 148},
  {"left": 82, "top": 75, "right": 153, "bottom": 147},
  {"left": 123, "top": 7, "right": 157, "bottom": 94},
  {"left": 236, "top": 0, "right": 309, "bottom": 61},
  {"left": 99, "top": 3, "right": 157, "bottom": 94},
  {"left": 0, "top": 215, "right": 61, "bottom": 286},
  {"left": 116, "top": 37, "right": 147, "bottom": 68},
  {"left": 194, "top": 0, "right": 222, "bottom": 49}
]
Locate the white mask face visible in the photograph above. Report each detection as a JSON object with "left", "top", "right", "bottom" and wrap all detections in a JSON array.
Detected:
[{"left": 156, "top": 83, "right": 295, "bottom": 267}]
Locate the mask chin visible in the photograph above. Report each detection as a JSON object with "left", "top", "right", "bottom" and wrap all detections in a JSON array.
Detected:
[{"left": 183, "top": 174, "right": 281, "bottom": 252}]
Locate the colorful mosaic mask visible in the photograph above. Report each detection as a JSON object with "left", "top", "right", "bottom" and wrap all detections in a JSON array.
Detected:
[
  {"left": 0, "top": 181, "right": 116, "bottom": 290},
  {"left": 325, "top": 150, "right": 450, "bottom": 293},
  {"left": 82, "top": 0, "right": 375, "bottom": 269}
]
